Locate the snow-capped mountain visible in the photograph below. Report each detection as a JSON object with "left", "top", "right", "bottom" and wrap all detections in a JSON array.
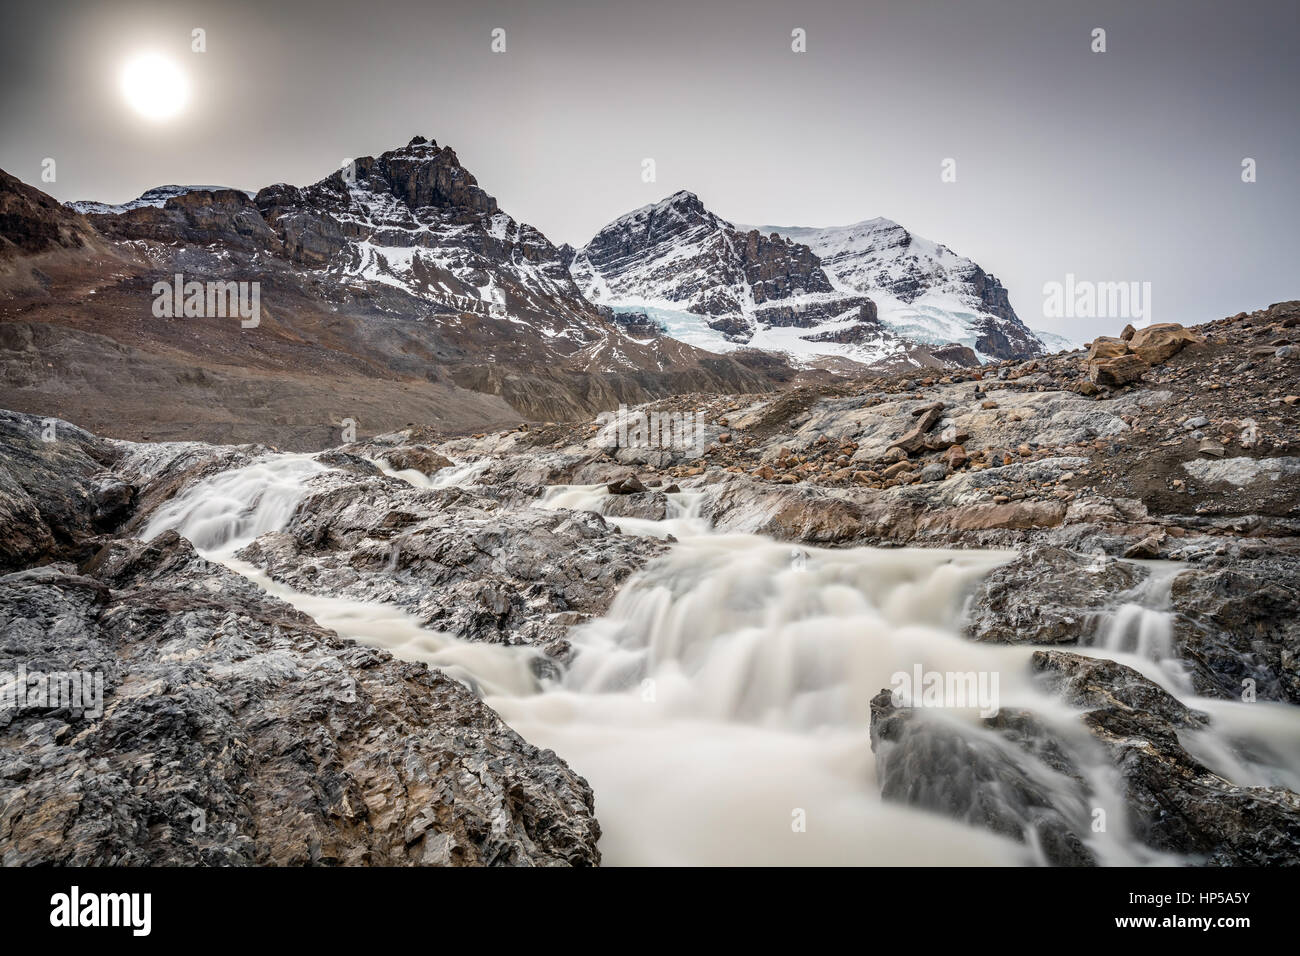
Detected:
[
  {"left": 254, "top": 136, "right": 604, "bottom": 333},
  {"left": 747, "top": 218, "right": 1046, "bottom": 360},
  {"left": 570, "top": 191, "right": 898, "bottom": 364},
  {"left": 571, "top": 191, "right": 1047, "bottom": 366}
]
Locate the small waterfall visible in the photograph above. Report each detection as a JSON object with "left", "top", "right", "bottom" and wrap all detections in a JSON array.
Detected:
[
  {"left": 376, "top": 456, "right": 491, "bottom": 489},
  {"left": 143, "top": 451, "right": 540, "bottom": 699},
  {"left": 537, "top": 482, "right": 710, "bottom": 539},
  {"left": 490, "top": 539, "right": 1088, "bottom": 865},
  {"left": 142, "top": 453, "right": 327, "bottom": 554},
  {"left": 1087, "top": 561, "right": 1191, "bottom": 693}
]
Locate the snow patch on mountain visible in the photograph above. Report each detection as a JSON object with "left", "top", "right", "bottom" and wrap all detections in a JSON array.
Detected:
[
  {"left": 741, "top": 218, "right": 1047, "bottom": 360},
  {"left": 69, "top": 185, "right": 254, "bottom": 216},
  {"left": 571, "top": 192, "right": 904, "bottom": 367}
]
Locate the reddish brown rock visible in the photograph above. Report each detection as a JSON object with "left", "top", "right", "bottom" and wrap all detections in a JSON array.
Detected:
[
  {"left": 1127, "top": 323, "right": 1204, "bottom": 364},
  {"left": 1088, "top": 353, "right": 1148, "bottom": 386},
  {"left": 888, "top": 403, "right": 944, "bottom": 456},
  {"left": 920, "top": 500, "right": 1068, "bottom": 532}
]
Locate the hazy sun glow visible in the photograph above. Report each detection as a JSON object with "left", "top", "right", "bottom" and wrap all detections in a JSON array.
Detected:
[{"left": 120, "top": 53, "right": 188, "bottom": 121}]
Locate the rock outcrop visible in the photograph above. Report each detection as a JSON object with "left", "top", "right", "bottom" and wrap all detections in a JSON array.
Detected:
[{"left": 0, "top": 533, "right": 601, "bottom": 865}]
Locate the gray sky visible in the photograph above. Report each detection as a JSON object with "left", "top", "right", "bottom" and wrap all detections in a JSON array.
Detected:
[{"left": 2, "top": 0, "right": 1296, "bottom": 341}]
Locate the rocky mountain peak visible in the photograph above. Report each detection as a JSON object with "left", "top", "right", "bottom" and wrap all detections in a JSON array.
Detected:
[{"left": 292, "top": 137, "right": 497, "bottom": 219}]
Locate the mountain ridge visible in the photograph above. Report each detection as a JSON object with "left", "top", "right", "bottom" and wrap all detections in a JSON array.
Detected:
[
  {"left": 570, "top": 190, "right": 1046, "bottom": 366},
  {"left": 0, "top": 137, "right": 808, "bottom": 446}
]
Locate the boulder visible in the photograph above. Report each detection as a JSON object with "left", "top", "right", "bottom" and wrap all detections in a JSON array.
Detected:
[
  {"left": 607, "top": 475, "right": 648, "bottom": 495},
  {"left": 887, "top": 403, "right": 944, "bottom": 456},
  {"left": 964, "top": 546, "right": 1146, "bottom": 645},
  {"left": 1126, "top": 323, "right": 1204, "bottom": 364},
  {"left": 1084, "top": 337, "right": 1130, "bottom": 363},
  {"left": 1088, "top": 353, "right": 1148, "bottom": 386},
  {"left": 379, "top": 446, "right": 454, "bottom": 475}
]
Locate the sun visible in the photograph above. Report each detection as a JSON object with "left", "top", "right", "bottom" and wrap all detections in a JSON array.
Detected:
[{"left": 120, "top": 53, "right": 189, "bottom": 121}]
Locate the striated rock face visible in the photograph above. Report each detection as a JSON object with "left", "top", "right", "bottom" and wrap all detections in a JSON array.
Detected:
[
  {"left": 0, "top": 533, "right": 601, "bottom": 866},
  {"left": 1169, "top": 556, "right": 1300, "bottom": 704},
  {"left": 0, "top": 409, "right": 129, "bottom": 570},
  {"left": 235, "top": 469, "right": 667, "bottom": 650}
]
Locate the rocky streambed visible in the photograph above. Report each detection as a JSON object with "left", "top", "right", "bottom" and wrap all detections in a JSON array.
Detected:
[{"left": 1, "top": 309, "right": 1298, "bottom": 865}]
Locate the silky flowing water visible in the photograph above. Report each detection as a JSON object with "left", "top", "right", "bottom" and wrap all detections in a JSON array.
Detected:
[{"left": 143, "top": 454, "right": 1300, "bottom": 865}]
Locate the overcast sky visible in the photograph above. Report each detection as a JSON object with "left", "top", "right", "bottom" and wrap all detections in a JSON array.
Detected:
[{"left": 2, "top": 0, "right": 1296, "bottom": 341}]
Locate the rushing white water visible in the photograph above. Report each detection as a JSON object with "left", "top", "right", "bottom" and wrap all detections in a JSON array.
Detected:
[
  {"left": 142, "top": 454, "right": 1300, "bottom": 866},
  {"left": 376, "top": 456, "right": 492, "bottom": 489},
  {"left": 1087, "top": 560, "right": 1191, "bottom": 693},
  {"left": 537, "top": 482, "right": 710, "bottom": 539},
  {"left": 142, "top": 453, "right": 328, "bottom": 552}
]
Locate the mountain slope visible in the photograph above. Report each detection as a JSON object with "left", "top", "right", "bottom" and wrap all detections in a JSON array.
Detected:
[
  {"left": 749, "top": 218, "right": 1046, "bottom": 359},
  {"left": 570, "top": 191, "right": 896, "bottom": 364}
]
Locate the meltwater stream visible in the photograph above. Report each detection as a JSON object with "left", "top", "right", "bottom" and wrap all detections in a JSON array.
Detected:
[{"left": 144, "top": 454, "right": 1300, "bottom": 865}]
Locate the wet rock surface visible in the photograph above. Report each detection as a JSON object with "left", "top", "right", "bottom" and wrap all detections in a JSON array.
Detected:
[
  {"left": 869, "top": 690, "right": 1097, "bottom": 866},
  {"left": 238, "top": 470, "right": 666, "bottom": 649},
  {"left": 0, "top": 532, "right": 601, "bottom": 866},
  {"left": 1032, "top": 652, "right": 1300, "bottom": 866},
  {"left": 963, "top": 546, "right": 1148, "bottom": 645},
  {"left": 1168, "top": 554, "right": 1300, "bottom": 704},
  {"left": 870, "top": 651, "right": 1300, "bottom": 866}
]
